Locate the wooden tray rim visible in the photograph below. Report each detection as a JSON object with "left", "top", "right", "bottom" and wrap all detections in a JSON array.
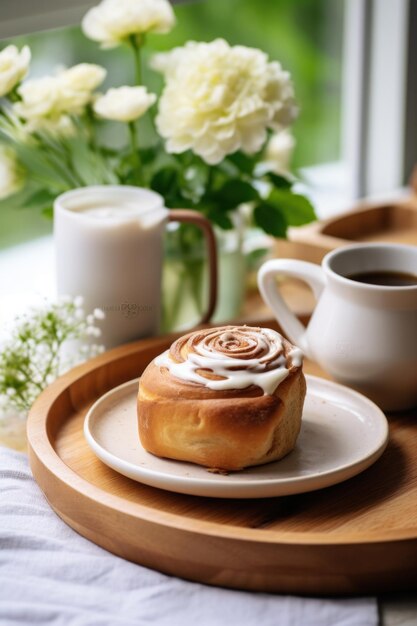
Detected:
[
  {"left": 27, "top": 334, "right": 417, "bottom": 548},
  {"left": 289, "top": 194, "right": 417, "bottom": 247}
]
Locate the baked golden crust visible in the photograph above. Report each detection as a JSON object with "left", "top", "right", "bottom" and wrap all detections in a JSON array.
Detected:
[{"left": 137, "top": 326, "right": 306, "bottom": 471}]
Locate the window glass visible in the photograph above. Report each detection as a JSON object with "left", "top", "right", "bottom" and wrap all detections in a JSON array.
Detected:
[{"left": 0, "top": 0, "right": 344, "bottom": 249}]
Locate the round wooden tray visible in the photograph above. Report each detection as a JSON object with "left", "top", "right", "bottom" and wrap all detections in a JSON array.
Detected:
[{"left": 27, "top": 320, "right": 417, "bottom": 595}]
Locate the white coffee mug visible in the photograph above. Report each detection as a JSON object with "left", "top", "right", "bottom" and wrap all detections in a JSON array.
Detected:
[
  {"left": 258, "top": 243, "right": 417, "bottom": 411},
  {"left": 54, "top": 186, "right": 217, "bottom": 349}
]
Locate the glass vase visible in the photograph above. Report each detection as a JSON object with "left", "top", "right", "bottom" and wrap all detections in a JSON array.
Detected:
[{"left": 162, "top": 213, "right": 247, "bottom": 332}]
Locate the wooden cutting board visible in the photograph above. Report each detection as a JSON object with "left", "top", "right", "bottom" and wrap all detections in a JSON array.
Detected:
[{"left": 27, "top": 320, "right": 417, "bottom": 595}]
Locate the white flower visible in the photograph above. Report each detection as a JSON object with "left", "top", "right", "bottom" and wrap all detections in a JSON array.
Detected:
[
  {"left": 15, "top": 64, "right": 105, "bottom": 127},
  {"left": 0, "top": 45, "right": 31, "bottom": 97},
  {"left": 86, "top": 326, "right": 101, "bottom": 337},
  {"left": 15, "top": 76, "right": 59, "bottom": 120},
  {"left": 82, "top": 0, "right": 175, "bottom": 48},
  {"left": 264, "top": 129, "right": 296, "bottom": 175},
  {"left": 93, "top": 86, "right": 156, "bottom": 122},
  {"left": 93, "top": 308, "right": 105, "bottom": 320},
  {"left": 0, "top": 146, "right": 23, "bottom": 199},
  {"left": 153, "top": 39, "right": 298, "bottom": 165},
  {"left": 75, "top": 308, "right": 85, "bottom": 320},
  {"left": 59, "top": 63, "right": 106, "bottom": 93}
]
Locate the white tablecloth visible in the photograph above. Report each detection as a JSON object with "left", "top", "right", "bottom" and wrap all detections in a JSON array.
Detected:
[{"left": 0, "top": 447, "right": 377, "bottom": 626}]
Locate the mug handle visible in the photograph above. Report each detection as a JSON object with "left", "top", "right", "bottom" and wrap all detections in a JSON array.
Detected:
[
  {"left": 169, "top": 210, "right": 218, "bottom": 325},
  {"left": 257, "top": 259, "right": 325, "bottom": 358}
]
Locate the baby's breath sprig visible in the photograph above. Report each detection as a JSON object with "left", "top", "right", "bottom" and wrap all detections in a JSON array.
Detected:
[{"left": 0, "top": 296, "right": 105, "bottom": 415}]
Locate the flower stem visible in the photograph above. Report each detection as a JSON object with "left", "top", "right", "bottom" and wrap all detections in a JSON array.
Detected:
[
  {"left": 128, "top": 120, "right": 138, "bottom": 152},
  {"left": 128, "top": 121, "right": 142, "bottom": 183},
  {"left": 85, "top": 106, "right": 97, "bottom": 151},
  {"left": 129, "top": 35, "right": 143, "bottom": 86},
  {"left": 128, "top": 34, "right": 157, "bottom": 137}
]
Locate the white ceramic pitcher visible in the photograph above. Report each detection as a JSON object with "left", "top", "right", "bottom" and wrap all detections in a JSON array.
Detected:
[
  {"left": 258, "top": 243, "right": 417, "bottom": 411},
  {"left": 55, "top": 186, "right": 217, "bottom": 349}
]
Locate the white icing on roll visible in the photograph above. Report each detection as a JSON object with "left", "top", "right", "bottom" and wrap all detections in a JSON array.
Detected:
[{"left": 155, "top": 326, "right": 303, "bottom": 395}]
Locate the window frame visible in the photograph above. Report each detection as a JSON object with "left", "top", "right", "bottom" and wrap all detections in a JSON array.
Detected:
[
  {"left": 341, "top": 0, "right": 414, "bottom": 198},
  {"left": 0, "top": 0, "right": 92, "bottom": 39}
]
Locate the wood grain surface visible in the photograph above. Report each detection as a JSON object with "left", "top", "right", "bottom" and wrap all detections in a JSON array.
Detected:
[{"left": 27, "top": 319, "right": 417, "bottom": 595}]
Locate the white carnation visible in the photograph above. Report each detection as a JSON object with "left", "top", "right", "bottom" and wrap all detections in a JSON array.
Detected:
[
  {"left": 153, "top": 39, "right": 298, "bottom": 165},
  {"left": 14, "top": 64, "right": 105, "bottom": 127},
  {"left": 264, "top": 129, "right": 296, "bottom": 175},
  {"left": 0, "top": 146, "right": 23, "bottom": 199},
  {"left": 0, "top": 45, "right": 31, "bottom": 98},
  {"left": 82, "top": 0, "right": 175, "bottom": 48},
  {"left": 93, "top": 86, "right": 156, "bottom": 122},
  {"left": 59, "top": 63, "right": 106, "bottom": 94},
  {"left": 15, "top": 76, "right": 60, "bottom": 120}
]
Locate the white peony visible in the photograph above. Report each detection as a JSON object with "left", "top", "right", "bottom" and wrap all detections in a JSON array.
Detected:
[
  {"left": 0, "top": 45, "right": 31, "bottom": 98},
  {"left": 93, "top": 86, "right": 156, "bottom": 122},
  {"left": 82, "top": 0, "right": 175, "bottom": 48},
  {"left": 0, "top": 147, "right": 23, "bottom": 199},
  {"left": 264, "top": 129, "right": 296, "bottom": 174},
  {"left": 152, "top": 39, "right": 298, "bottom": 165},
  {"left": 14, "top": 64, "right": 106, "bottom": 126}
]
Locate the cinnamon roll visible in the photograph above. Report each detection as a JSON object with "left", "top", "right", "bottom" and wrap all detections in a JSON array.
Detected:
[{"left": 137, "top": 325, "right": 306, "bottom": 471}]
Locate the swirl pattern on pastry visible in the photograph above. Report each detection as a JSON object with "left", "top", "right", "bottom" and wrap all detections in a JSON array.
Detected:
[{"left": 155, "top": 325, "right": 303, "bottom": 395}]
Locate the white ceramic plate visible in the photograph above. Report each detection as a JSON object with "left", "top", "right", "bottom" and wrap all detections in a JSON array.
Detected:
[{"left": 84, "top": 376, "right": 389, "bottom": 499}]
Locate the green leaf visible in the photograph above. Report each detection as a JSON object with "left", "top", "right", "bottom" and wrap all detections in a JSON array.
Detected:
[
  {"left": 24, "top": 189, "right": 56, "bottom": 209},
  {"left": 216, "top": 158, "right": 240, "bottom": 178},
  {"left": 206, "top": 208, "right": 234, "bottom": 230},
  {"left": 151, "top": 166, "right": 179, "bottom": 197},
  {"left": 0, "top": 184, "right": 39, "bottom": 211},
  {"left": 253, "top": 202, "right": 288, "bottom": 238},
  {"left": 246, "top": 247, "right": 270, "bottom": 263},
  {"left": 268, "top": 189, "right": 316, "bottom": 226},
  {"left": 66, "top": 137, "right": 119, "bottom": 186},
  {"left": 227, "top": 151, "right": 259, "bottom": 175},
  {"left": 151, "top": 166, "right": 195, "bottom": 209},
  {"left": 41, "top": 206, "right": 53, "bottom": 220},
  {"left": 138, "top": 145, "right": 158, "bottom": 165},
  {"left": 245, "top": 247, "right": 269, "bottom": 271},
  {"left": 206, "top": 166, "right": 229, "bottom": 193},
  {"left": 265, "top": 172, "right": 293, "bottom": 190},
  {"left": 212, "top": 179, "right": 259, "bottom": 211},
  {"left": 13, "top": 142, "right": 70, "bottom": 191}
]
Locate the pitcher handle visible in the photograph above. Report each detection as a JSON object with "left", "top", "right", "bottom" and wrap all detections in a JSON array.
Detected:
[
  {"left": 257, "top": 259, "right": 325, "bottom": 358},
  {"left": 169, "top": 210, "right": 218, "bottom": 325}
]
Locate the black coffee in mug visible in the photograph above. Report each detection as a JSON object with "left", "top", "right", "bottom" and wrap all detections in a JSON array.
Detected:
[{"left": 346, "top": 270, "right": 417, "bottom": 287}]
